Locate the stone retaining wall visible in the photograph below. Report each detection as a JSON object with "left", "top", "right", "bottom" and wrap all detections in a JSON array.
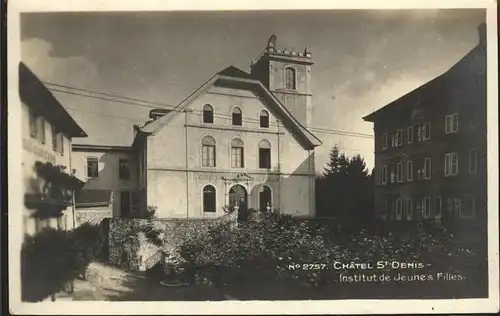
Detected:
[
  {"left": 108, "top": 211, "right": 237, "bottom": 271},
  {"left": 75, "top": 210, "right": 113, "bottom": 227}
]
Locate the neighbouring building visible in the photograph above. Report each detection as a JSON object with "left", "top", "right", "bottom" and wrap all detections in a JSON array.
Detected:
[
  {"left": 362, "top": 23, "right": 487, "bottom": 225},
  {"left": 20, "top": 62, "right": 88, "bottom": 235},
  {"left": 132, "top": 35, "right": 322, "bottom": 218},
  {"left": 71, "top": 144, "right": 138, "bottom": 225}
]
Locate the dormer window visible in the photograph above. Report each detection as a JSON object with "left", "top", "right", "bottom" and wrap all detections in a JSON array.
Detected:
[
  {"left": 284, "top": 67, "right": 296, "bottom": 90},
  {"left": 232, "top": 107, "right": 242, "bottom": 126},
  {"left": 203, "top": 104, "right": 214, "bottom": 124}
]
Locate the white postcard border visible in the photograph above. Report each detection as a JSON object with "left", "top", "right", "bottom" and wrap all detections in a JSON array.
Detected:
[{"left": 7, "top": 0, "right": 499, "bottom": 314}]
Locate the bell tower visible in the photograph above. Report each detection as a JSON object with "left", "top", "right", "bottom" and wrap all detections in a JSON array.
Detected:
[{"left": 250, "top": 35, "right": 314, "bottom": 128}]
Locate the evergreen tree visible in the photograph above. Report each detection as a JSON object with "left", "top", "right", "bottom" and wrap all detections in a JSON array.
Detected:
[
  {"left": 322, "top": 146, "right": 349, "bottom": 177},
  {"left": 316, "top": 146, "right": 374, "bottom": 222}
]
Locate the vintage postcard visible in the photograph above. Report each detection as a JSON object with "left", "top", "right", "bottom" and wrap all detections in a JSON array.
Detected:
[{"left": 7, "top": 0, "right": 499, "bottom": 314}]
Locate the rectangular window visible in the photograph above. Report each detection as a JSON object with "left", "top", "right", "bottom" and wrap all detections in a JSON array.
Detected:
[
  {"left": 52, "top": 125, "right": 58, "bottom": 151},
  {"left": 468, "top": 149, "right": 478, "bottom": 173},
  {"left": 406, "top": 198, "right": 413, "bottom": 220},
  {"left": 395, "top": 198, "right": 403, "bottom": 220},
  {"left": 259, "top": 148, "right": 271, "bottom": 169},
  {"left": 36, "top": 117, "right": 46, "bottom": 144},
  {"left": 51, "top": 125, "right": 57, "bottom": 151},
  {"left": 396, "top": 161, "right": 403, "bottom": 183},
  {"left": 434, "top": 196, "right": 442, "bottom": 218},
  {"left": 87, "top": 157, "right": 99, "bottom": 178},
  {"left": 423, "top": 122, "right": 431, "bottom": 140},
  {"left": 119, "top": 159, "right": 131, "bottom": 180},
  {"left": 285, "top": 67, "right": 296, "bottom": 90},
  {"left": 424, "top": 157, "right": 431, "bottom": 179},
  {"left": 29, "top": 108, "right": 37, "bottom": 137},
  {"left": 417, "top": 123, "right": 431, "bottom": 141},
  {"left": 461, "top": 194, "right": 475, "bottom": 218},
  {"left": 407, "top": 160, "right": 413, "bottom": 181},
  {"left": 381, "top": 200, "right": 388, "bottom": 219},
  {"left": 407, "top": 126, "right": 413, "bottom": 144},
  {"left": 445, "top": 152, "right": 459, "bottom": 176},
  {"left": 58, "top": 133, "right": 64, "bottom": 155},
  {"left": 445, "top": 113, "right": 459, "bottom": 134},
  {"left": 202, "top": 145, "right": 216, "bottom": 167},
  {"left": 382, "top": 165, "right": 387, "bottom": 184},
  {"left": 51, "top": 126, "right": 64, "bottom": 155},
  {"left": 391, "top": 130, "right": 402, "bottom": 148},
  {"left": 390, "top": 167, "right": 396, "bottom": 184},
  {"left": 231, "top": 147, "right": 244, "bottom": 168},
  {"left": 422, "top": 196, "right": 431, "bottom": 219},
  {"left": 382, "top": 133, "right": 388, "bottom": 150}
]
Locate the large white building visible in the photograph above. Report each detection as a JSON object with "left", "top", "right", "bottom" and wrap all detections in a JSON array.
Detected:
[{"left": 73, "top": 36, "right": 322, "bottom": 219}]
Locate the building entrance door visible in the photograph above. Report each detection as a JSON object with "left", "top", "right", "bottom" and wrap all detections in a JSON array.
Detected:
[
  {"left": 121, "top": 191, "right": 131, "bottom": 217},
  {"left": 229, "top": 185, "right": 247, "bottom": 211},
  {"left": 259, "top": 185, "right": 272, "bottom": 211}
]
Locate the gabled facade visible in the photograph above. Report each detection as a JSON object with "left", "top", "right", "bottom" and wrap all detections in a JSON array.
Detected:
[
  {"left": 363, "top": 23, "right": 487, "bottom": 225},
  {"left": 132, "top": 36, "right": 322, "bottom": 218}
]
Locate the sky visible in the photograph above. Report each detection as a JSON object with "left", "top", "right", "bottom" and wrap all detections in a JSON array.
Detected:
[{"left": 20, "top": 9, "right": 485, "bottom": 171}]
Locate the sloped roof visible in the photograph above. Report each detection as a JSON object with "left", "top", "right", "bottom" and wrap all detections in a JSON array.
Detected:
[
  {"left": 218, "top": 65, "right": 254, "bottom": 79},
  {"left": 140, "top": 66, "right": 322, "bottom": 149},
  {"left": 363, "top": 41, "right": 485, "bottom": 122},
  {"left": 75, "top": 189, "right": 113, "bottom": 208},
  {"left": 19, "top": 62, "right": 88, "bottom": 138}
]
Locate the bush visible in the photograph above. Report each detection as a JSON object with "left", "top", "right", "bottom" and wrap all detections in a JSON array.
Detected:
[
  {"left": 177, "top": 210, "right": 334, "bottom": 286},
  {"left": 21, "top": 223, "right": 104, "bottom": 302},
  {"left": 137, "top": 212, "right": 480, "bottom": 289}
]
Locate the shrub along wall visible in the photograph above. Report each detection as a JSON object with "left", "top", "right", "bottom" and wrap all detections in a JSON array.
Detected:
[
  {"left": 108, "top": 212, "right": 237, "bottom": 271},
  {"left": 21, "top": 222, "right": 107, "bottom": 302}
]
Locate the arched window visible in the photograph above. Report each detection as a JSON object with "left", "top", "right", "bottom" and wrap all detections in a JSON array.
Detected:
[
  {"left": 258, "top": 139, "right": 271, "bottom": 169},
  {"left": 285, "top": 67, "right": 296, "bottom": 90},
  {"left": 232, "top": 107, "right": 242, "bottom": 126},
  {"left": 202, "top": 136, "right": 216, "bottom": 167},
  {"left": 259, "top": 110, "right": 269, "bottom": 128},
  {"left": 203, "top": 185, "right": 216, "bottom": 213},
  {"left": 231, "top": 138, "right": 244, "bottom": 168},
  {"left": 203, "top": 104, "right": 214, "bottom": 124},
  {"left": 259, "top": 185, "right": 272, "bottom": 211}
]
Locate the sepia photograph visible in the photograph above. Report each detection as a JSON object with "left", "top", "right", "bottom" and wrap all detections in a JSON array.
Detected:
[{"left": 7, "top": 0, "right": 499, "bottom": 314}]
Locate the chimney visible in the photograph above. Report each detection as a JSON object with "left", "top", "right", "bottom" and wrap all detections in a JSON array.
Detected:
[
  {"left": 149, "top": 108, "right": 172, "bottom": 120},
  {"left": 478, "top": 22, "right": 486, "bottom": 47}
]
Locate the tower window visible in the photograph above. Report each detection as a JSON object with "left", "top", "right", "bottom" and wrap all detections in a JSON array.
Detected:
[
  {"left": 260, "top": 110, "right": 269, "bottom": 128},
  {"left": 232, "top": 107, "right": 242, "bottom": 126},
  {"left": 203, "top": 104, "right": 214, "bottom": 124},
  {"left": 285, "top": 67, "right": 296, "bottom": 90}
]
